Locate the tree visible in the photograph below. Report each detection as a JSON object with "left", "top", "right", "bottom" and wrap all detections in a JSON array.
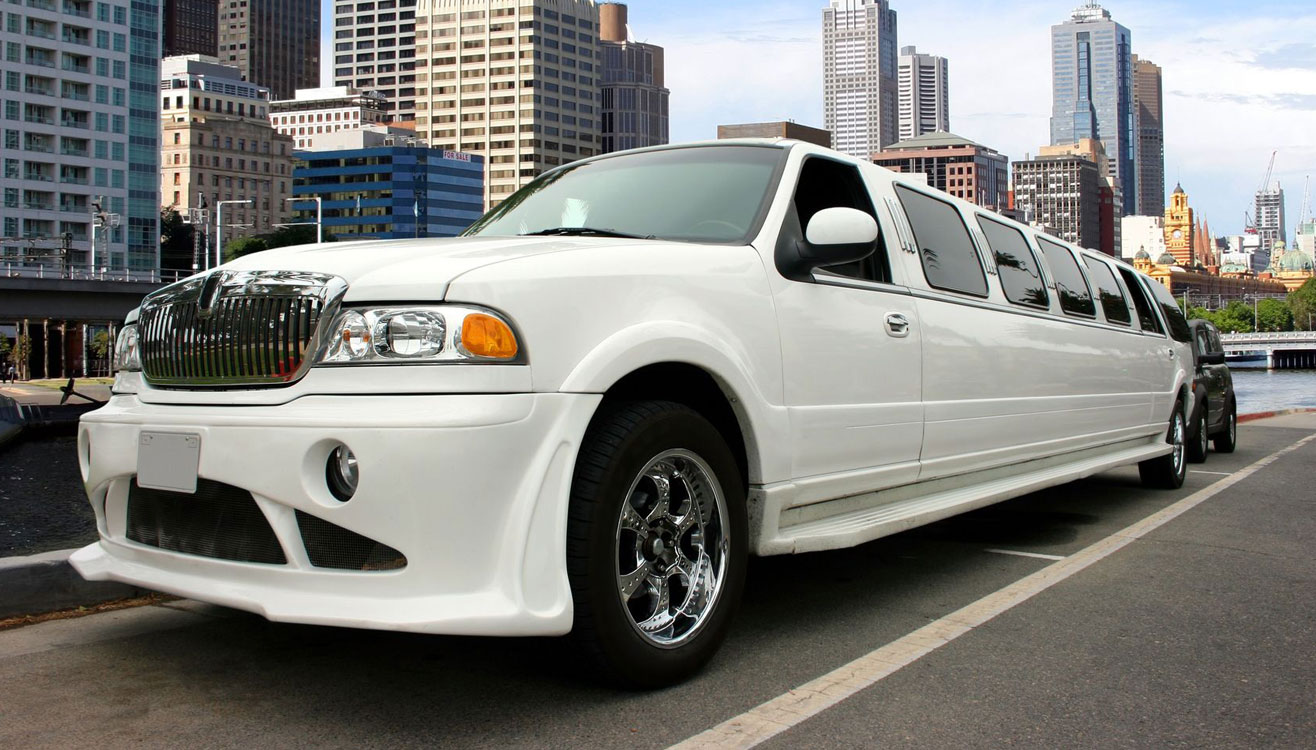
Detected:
[
  {"left": 264, "top": 224, "right": 332, "bottom": 249},
  {"left": 12, "top": 334, "right": 31, "bottom": 380},
  {"left": 1288, "top": 278, "right": 1316, "bottom": 331},
  {"left": 224, "top": 236, "right": 268, "bottom": 263},
  {"left": 1213, "top": 300, "right": 1256, "bottom": 334},
  {"left": 1256, "top": 298, "right": 1294, "bottom": 332},
  {"left": 160, "top": 208, "right": 196, "bottom": 273},
  {"left": 90, "top": 330, "right": 112, "bottom": 377}
]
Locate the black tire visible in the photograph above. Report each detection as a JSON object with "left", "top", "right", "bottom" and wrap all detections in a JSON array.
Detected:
[
  {"left": 1213, "top": 400, "right": 1238, "bottom": 454},
  {"left": 566, "top": 400, "right": 747, "bottom": 688},
  {"left": 1186, "top": 403, "right": 1209, "bottom": 464},
  {"left": 1140, "top": 399, "right": 1187, "bottom": 489}
]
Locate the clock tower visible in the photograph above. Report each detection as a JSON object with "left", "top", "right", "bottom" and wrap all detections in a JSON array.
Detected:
[{"left": 1164, "top": 183, "right": 1194, "bottom": 266}]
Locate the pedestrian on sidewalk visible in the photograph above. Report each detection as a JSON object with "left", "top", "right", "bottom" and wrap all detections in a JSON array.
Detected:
[{"left": 6, "top": 364, "right": 14, "bottom": 383}]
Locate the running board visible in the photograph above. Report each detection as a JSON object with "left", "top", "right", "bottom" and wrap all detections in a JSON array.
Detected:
[{"left": 763, "top": 441, "right": 1169, "bottom": 555}]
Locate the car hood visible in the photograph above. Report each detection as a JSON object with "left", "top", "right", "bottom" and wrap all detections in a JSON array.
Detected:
[{"left": 219, "top": 235, "right": 647, "bottom": 301}]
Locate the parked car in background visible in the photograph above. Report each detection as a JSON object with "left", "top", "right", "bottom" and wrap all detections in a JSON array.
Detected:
[{"left": 1186, "top": 318, "right": 1237, "bottom": 462}]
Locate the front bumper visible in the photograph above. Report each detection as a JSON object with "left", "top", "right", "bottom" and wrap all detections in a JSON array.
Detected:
[{"left": 71, "top": 391, "right": 601, "bottom": 636}]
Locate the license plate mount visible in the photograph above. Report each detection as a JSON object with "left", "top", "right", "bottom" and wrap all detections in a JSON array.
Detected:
[{"left": 137, "top": 432, "right": 201, "bottom": 494}]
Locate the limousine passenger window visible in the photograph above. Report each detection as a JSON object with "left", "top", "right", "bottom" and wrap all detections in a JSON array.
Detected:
[
  {"left": 1036, "top": 238, "right": 1096, "bottom": 317},
  {"left": 1116, "top": 267, "right": 1163, "bottom": 334},
  {"left": 893, "top": 184, "right": 987, "bottom": 297},
  {"left": 976, "top": 215, "right": 1048, "bottom": 308},
  {"left": 795, "top": 157, "right": 888, "bottom": 282},
  {"left": 1082, "top": 257, "right": 1132, "bottom": 325},
  {"left": 1146, "top": 278, "right": 1194, "bottom": 343}
]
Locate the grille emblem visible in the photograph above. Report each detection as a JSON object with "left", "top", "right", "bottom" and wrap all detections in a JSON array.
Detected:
[{"left": 197, "top": 272, "right": 225, "bottom": 319}]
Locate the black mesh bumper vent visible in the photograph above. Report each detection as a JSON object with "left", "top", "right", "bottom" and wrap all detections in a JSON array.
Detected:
[
  {"left": 127, "top": 479, "right": 287, "bottom": 565},
  {"left": 295, "top": 510, "right": 407, "bottom": 571}
]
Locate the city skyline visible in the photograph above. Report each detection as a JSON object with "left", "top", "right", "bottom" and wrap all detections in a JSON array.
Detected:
[{"left": 315, "top": 0, "right": 1313, "bottom": 238}]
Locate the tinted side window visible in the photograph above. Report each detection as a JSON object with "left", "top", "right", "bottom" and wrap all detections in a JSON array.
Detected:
[
  {"left": 1207, "top": 327, "right": 1224, "bottom": 354},
  {"left": 894, "top": 184, "right": 987, "bottom": 297},
  {"left": 1117, "top": 266, "right": 1163, "bottom": 334},
  {"left": 795, "top": 157, "right": 888, "bottom": 283},
  {"left": 1036, "top": 238, "right": 1095, "bottom": 317},
  {"left": 1194, "top": 327, "right": 1211, "bottom": 358},
  {"left": 1082, "top": 257, "right": 1131, "bottom": 325},
  {"left": 1147, "top": 280, "right": 1193, "bottom": 343},
  {"left": 977, "top": 215, "right": 1048, "bottom": 308}
]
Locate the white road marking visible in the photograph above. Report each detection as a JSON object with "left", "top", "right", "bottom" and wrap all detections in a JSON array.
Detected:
[
  {"left": 984, "top": 548, "right": 1066, "bottom": 561},
  {"left": 1190, "top": 470, "right": 1232, "bottom": 476},
  {"left": 670, "top": 434, "right": 1316, "bottom": 750}
]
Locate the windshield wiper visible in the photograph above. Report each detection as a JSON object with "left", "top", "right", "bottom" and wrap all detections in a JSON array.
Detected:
[{"left": 520, "top": 226, "right": 654, "bottom": 240}]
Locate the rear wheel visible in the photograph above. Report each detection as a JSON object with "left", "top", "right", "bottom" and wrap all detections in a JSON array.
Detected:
[
  {"left": 1186, "top": 405, "right": 1209, "bottom": 463},
  {"left": 1213, "top": 400, "right": 1238, "bottom": 454},
  {"left": 1140, "top": 399, "right": 1187, "bottom": 489},
  {"left": 566, "top": 400, "right": 747, "bottom": 688}
]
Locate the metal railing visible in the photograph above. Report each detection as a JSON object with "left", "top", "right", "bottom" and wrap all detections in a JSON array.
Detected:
[
  {"left": 0, "top": 263, "right": 190, "bottom": 284},
  {"left": 1221, "top": 332, "right": 1316, "bottom": 344}
]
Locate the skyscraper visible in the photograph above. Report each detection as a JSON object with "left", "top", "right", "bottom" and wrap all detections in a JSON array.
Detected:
[
  {"left": 0, "top": 0, "right": 160, "bottom": 273},
  {"left": 897, "top": 46, "right": 948, "bottom": 141},
  {"left": 217, "top": 0, "right": 320, "bottom": 100},
  {"left": 412, "top": 0, "right": 603, "bottom": 208},
  {"left": 1132, "top": 55, "right": 1164, "bottom": 216},
  {"left": 822, "top": 0, "right": 898, "bottom": 158},
  {"left": 1255, "top": 185, "right": 1287, "bottom": 252},
  {"left": 599, "top": 3, "right": 669, "bottom": 154},
  {"left": 1049, "top": 3, "right": 1135, "bottom": 216},
  {"left": 330, "top": 0, "right": 418, "bottom": 122},
  {"left": 163, "top": 0, "right": 217, "bottom": 58}
]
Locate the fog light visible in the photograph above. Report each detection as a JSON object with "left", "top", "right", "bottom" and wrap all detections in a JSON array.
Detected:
[{"left": 326, "top": 445, "right": 359, "bottom": 502}]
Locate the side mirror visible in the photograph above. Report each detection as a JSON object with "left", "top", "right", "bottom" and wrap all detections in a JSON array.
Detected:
[
  {"left": 1200, "top": 352, "right": 1226, "bottom": 365},
  {"left": 775, "top": 206, "right": 879, "bottom": 282}
]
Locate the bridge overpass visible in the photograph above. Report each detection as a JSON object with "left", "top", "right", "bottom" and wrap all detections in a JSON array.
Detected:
[
  {"left": 0, "top": 267, "right": 189, "bottom": 380},
  {"left": 1220, "top": 332, "right": 1316, "bottom": 369}
]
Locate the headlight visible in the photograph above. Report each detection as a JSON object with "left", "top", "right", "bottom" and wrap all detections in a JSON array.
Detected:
[
  {"left": 113, "top": 324, "right": 141, "bottom": 372},
  {"left": 317, "top": 306, "right": 522, "bottom": 365}
]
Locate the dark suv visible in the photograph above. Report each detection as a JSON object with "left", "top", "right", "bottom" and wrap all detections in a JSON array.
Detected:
[{"left": 1187, "top": 319, "right": 1237, "bottom": 462}]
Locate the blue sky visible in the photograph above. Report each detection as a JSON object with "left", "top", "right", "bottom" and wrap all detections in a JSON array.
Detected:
[{"left": 320, "top": 0, "right": 1316, "bottom": 238}]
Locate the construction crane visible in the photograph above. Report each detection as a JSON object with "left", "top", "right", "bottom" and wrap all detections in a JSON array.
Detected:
[{"left": 1300, "top": 175, "right": 1311, "bottom": 227}]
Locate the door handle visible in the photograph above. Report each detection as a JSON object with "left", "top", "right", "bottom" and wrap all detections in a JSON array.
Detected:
[
  {"left": 886, "top": 313, "right": 910, "bottom": 338},
  {"left": 1167, "top": 348, "right": 1176, "bottom": 359}
]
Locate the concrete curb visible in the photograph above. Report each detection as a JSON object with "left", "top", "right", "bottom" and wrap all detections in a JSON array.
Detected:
[
  {"left": 0, "top": 548, "right": 147, "bottom": 620},
  {"left": 1239, "top": 408, "right": 1316, "bottom": 423}
]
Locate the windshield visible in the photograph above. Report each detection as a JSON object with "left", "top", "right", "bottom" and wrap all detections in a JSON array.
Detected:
[{"left": 463, "top": 145, "right": 787, "bottom": 244}]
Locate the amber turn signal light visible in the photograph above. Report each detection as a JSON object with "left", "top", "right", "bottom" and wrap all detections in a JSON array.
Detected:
[{"left": 461, "top": 313, "right": 519, "bottom": 359}]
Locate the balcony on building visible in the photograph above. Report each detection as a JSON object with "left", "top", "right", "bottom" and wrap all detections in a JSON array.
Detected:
[
  {"left": 62, "top": 0, "right": 92, "bottom": 18},
  {"left": 59, "top": 165, "right": 89, "bottom": 185},
  {"left": 61, "top": 25, "right": 91, "bottom": 46},
  {"left": 61, "top": 52, "right": 91, "bottom": 75},
  {"left": 23, "top": 190, "right": 56, "bottom": 212}
]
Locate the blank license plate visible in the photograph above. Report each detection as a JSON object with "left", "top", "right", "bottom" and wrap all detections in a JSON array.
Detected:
[{"left": 137, "top": 432, "right": 200, "bottom": 494}]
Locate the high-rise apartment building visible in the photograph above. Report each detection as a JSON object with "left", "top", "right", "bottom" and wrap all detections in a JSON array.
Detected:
[
  {"left": 872, "top": 132, "right": 1007, "bottom": 210},
  {"left": 897, "top": 45, "right": 947, "bottom": 141},
  {"left": 217, "top": 0, "right": 319, "bottom": 100},
  {"left": 1049, "top": 3, "right": 1136, "bottom": 216},
  {"left": 271, "top": 87, "right": 390, "bottom": 150},
  {"left": 0, "top": 0, "right": 160, "bottom": 273},
  {"left": 1255, "top": 186, "right": 1286, "bottom": 251},
  {"left": 330, "top": 0, "right": 418, "bottom": 122},
  {"left": 1131, "top": 55, "right": 1164, "bottom": 217},
  {"left": 823, "top": 0, "right": 898, "bottom": 158},
  {"left": 1012, "top": 155, "right": 1104, "bottom": 252},
  {"left": 413, "top": 0, "right": 603, "bottom": 208},
  {"left": 160, "top": 56, "right": 294, "bottom": 258},
  {"left": 163, "top": 0, "right": 217, "bottom": 57},
  {"left": 598, "top": 3, "right": 667, "bottom": 154},
  {"left": 1039, "top": 138, "right": 1120, "bottom": 254}
]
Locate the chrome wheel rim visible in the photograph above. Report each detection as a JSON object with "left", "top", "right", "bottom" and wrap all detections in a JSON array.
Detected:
[
  {"left": 1171, "top": 411, "right": 1185, "bottom": 475},
  {"left": 1198, "top": 413, "right": 1209, "bottom": 455},
  {"left": 615, "top": 449, "right": 729, "bottom": 648},
  {"left": 1229, "top": 412, "right": 1237, "bottom": 443}
]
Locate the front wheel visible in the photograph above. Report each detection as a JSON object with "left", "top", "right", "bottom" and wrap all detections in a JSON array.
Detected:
[
  {"left": 1140, "top": 399, "right": 1187, "bottom": 489},
  {"left": 566, "top": 401, "right": 747, "bottom": 688},
  {"left": 1213, "top": 401, "right": 1238, "bottom": 454}
]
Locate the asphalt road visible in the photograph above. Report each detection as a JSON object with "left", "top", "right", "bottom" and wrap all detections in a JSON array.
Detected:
[{"left": 2, "top": 417, "right": 1313, "bottom": 749}]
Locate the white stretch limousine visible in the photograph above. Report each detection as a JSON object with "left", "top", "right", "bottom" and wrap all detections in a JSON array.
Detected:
[{"left": 73, "top": 140, "right": 1195, "bottom": 686}]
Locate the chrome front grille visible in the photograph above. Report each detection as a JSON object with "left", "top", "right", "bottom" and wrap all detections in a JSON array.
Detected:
[{"left": 138, "top": 270, "right": 346, "bottom": 388}]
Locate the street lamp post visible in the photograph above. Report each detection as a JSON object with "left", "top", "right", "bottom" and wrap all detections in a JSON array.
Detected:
[
  {"left": 281, "top": 196, "right": 323, "bottom": 243},
  {"left": 215, "top": 199, "right": 253, "bottom": 269}
]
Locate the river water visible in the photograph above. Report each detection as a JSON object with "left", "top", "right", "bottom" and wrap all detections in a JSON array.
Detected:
[{"left": 1230, "top": 367, "right": 1316, "bottom": 414}]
